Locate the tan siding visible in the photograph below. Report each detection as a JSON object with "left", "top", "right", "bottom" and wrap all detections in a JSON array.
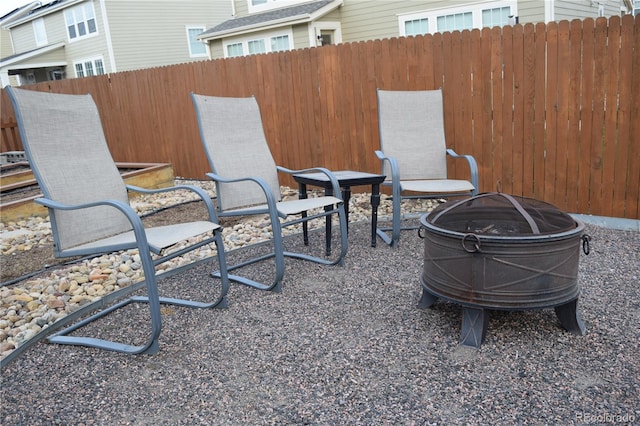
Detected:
[
  {"left": 1, "top": 29, "right": 15, "bottom": 56},
  {"left": 517, "top": 0, "right": 546, "bottom": 22},
  {"left": 232, "top": 0, "right": 250, "bottom": 17},
  {"left": 555, "top": 0, "right": 603, "bottom": 20},
  {"left": 340, "top": 0, "right": 456, "bottom": 42},
  {"left": 104, "top": 0, "right": 231, "bottom": 72},
  {"left": 8, "top": 24, "right": 37, "bottom": 52},
  {"left": 63, "top": 1, "right": 111, "bottom": 74},
  {"left": 210, "top": 40, "right": 224, "bottom": 58},
  {"left": 292, "top": 23, "right": 310, "bottom": 48}
]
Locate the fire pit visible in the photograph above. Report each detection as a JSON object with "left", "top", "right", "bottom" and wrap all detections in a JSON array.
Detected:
[{"left": 418, "top": 192, "right": 590, "bottom": 347}]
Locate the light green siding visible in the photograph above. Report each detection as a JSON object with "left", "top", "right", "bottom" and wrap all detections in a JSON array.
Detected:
[
  {"left": 0, "top": 29, "right": 14, "bottom": 57},
  {"left": 516, "top": 0, "right": 546, "bottom": 23},
  {"left": 65, "top": 2, "right": 112, "bottom": 74},
  {"left": 103, "top": 0, "right": 231, "bottom": 72},
  {"left": 292, "top": 24, "right": 310, "bottom": 48},
  {"left": 7, "top": 21, "right": 39, "bottom": 52}
]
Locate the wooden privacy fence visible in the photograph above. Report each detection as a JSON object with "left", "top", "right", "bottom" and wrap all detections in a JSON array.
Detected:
[{"left": 1, "top": 16, "right": 639, "bottom": 219}]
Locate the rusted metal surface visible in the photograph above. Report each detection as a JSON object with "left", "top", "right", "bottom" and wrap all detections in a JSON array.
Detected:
[{"left": 419, "top": 193, "right": 588, "bottom": 347}]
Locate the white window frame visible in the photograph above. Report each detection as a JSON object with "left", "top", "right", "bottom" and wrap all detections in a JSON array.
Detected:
[
  {"left": 247, "top": 0, "right": 309, "bottom": 14},
  {"left": 398, "top": 0, "right": 517, "bottom": 36},
  {"left": 222, "top": 29, "right": 294, "bottom": 58},
  {"left": 186, "top": 26, "right": 209, "bottom": 58},
  {"left": 64, "top": 2, "right": 98, "bottom": 42},
  {"left": 309, "top": 21, "right": 342, "bottom": 47},
  {"left": 33, "top": 18, "right": 48, "bottom": 47},
  {"left": 73, "top": 56, "right": 105, "bottom": 78}
]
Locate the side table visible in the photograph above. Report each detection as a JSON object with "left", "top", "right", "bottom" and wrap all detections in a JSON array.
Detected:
[{"left": 292, "top": 170, "right": 386, "bottom": 254}]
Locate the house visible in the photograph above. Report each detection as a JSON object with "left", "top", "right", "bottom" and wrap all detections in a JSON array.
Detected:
[
  {"left": 198, "top": 0, "right": 628, "bottom": 59},
  {"left": 0, "top": 0, "right": 232, "bottom": 86}
]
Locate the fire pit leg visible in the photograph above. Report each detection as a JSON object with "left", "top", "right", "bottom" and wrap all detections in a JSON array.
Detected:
[
  {"left": 460, "top": 307, "right": 489, "bottom": 348},
  {"left": 418, "top": 288, "right": 438, "bottom": 308},
  {"left": 554, "top": 298, "right": 586, "bottom": 335}
]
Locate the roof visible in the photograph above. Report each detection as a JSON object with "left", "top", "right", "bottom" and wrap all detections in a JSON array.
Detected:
[
  {"left": 0, "top": 41, "right": 65, "bottom": 68},
  {"left": 1, "top": 0, "right": 81, "bottom": 28},
  {"left": 198, "top": 0, "right": 342, "bottom": 40}
]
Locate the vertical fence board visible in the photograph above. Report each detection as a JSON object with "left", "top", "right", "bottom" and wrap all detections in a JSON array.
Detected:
[
  {"left": 444, "top": 31, "right": 460, "bottom": 179},
  {"left": 612, "top": 16, "right": 634, "bottom": 217},
  {"left": 544, "top": 22, "right": 559, "bottom": 204},
  {"left": 628, "top": 16, "right": 640, "bottom": 218},
  {"left": 491, "top": 26, "right": 504, "bottom": 192},
  {"left": 577, "top": 19, "right": 595, "bottom": 214},
  {"left": 521, "top": 23, "right": 536, "bottom": 198},
  {"left": 532, "top": 23, "right": 547, "bottom": 200},
  {"left": 470, "top": 29, "right": 485, "bottom": 192},
  {"left": 511, "top": 24, "right": 525, "bottom": 197},
  {"left": 589, "top": 18, "right": 609, "bottom": 216},
  {"left": 566, "top": 20, "right": 583, "bottom": 213},
  {"left": 554, "top": 20, "right": 571, "bottom": 211},
  {"left": 479, "top": 27, "right": 494, "bottom": 192},
  {"left": 602, "top": 16, "right": 622, "bottom": 217},
  {"left": 458, "top": 30, "right": 474, "bottom": 183},
  {"left": 501, "top": 25, "right": 514, "bottom": 194}
]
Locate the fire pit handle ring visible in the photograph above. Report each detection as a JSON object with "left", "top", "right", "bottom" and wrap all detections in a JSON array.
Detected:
[
  {"left": 418, "top": 226, "right": 426, "bottom": 239},
  {"left": 461, "top": 233, "right": 481, "bottom": 253},
  {"left": 582, "top": 234, "right": 591, "bottom": 255}
]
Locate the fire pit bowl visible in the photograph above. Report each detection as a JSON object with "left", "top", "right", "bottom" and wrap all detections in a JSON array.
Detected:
[{"left": 418, "top": 192, "right": 590, "bottom": 348}]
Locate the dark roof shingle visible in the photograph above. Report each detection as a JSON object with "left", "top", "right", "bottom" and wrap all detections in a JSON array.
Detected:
[{"left": 200, "top": 0, "right": 335, "bottom": 38}]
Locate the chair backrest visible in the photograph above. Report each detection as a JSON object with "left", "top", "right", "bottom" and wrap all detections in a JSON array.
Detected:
[
  {"left": 6, "top": 87, "right": 131, "bottom": 251},
  {"left": 377, "top": 89, "right": 448, "bottom": 180},
  {"left": 191, "top": 94, "right": 281, "bottom": 211}
]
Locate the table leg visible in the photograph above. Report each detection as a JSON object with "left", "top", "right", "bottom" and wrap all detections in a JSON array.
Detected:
[
  {"left": 342, "top": 186, "right": 351, "bottom": 234},
  {"left": 298, "top": 183, "right": 309, "bottom": 246},
  {"left": 325, "top": 187, "right": 333, "bottom": 256},
  {"left": 370, "top": 183, "right": 380, "bottom": 247}
]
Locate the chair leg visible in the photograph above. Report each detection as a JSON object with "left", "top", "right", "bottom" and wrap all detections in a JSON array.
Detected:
[
  {"left": 47, "top": 232, "right": 230, "bottom": 355},
  {"left": 47, "top": 246, "right": 163, "bottom": 355}
]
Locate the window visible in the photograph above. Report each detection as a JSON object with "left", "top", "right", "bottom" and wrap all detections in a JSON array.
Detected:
[
  {"left": 64, "top": 2, "right": 97, "bottom": 41},
  {"left": 33, "top": 18, "right": 47, "bottom": 46},
  {"left": 226, "top": 43, "right": 244, "bottom": 57},
  {"left": 187, "top": 27, "right": 207, "bottom": 57},
  {"left": 482, "top": 6, "right": 511, "bottom": 28},
  {"left": 270, "top": 35, "right": 290, "bottom": 52},
  {"left": 399, "top": 0, "right": 516, "bottom": 35},
  {"left": 223, "top": 30, "right": 293, "bottom": 58},
  {"left": 248, "top": 39, "right": 266, "bottom": 54},
  {"left": 404, "top": 18, "right": 429, "bottom": 37},
  {"left": 74, "top": 58, "right": 105, "bottom": 78},
  {"left": 437, "top": 12, "right": 472, "bottom": 32}
]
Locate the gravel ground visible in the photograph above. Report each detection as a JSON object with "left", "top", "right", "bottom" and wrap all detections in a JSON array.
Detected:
[{"left": 1, "top": 218, "right": 639, "bottom": 425}]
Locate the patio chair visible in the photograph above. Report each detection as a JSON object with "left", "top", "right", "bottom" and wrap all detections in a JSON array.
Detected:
[
  {"left": 6, "top": 86, "right": 230, "bottom": 355},
  {"left": 375, "top": 89, "right": 479, "bottom": 247},
  {"left": 191, "top": 93, "right": 348, "bottom": 292}
]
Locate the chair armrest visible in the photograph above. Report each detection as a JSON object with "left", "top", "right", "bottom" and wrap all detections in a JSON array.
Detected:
[
  {"left": 446, "top": 149, "right": 479, "bottom": 194},
  {"left": 205, "top": 172, "right": 283, "bottom": 218},
  {"left": 277, "top": 166, "right": 342, "bottom": 201},
  {"left": 127, "top": 184, "right": 219, "bottom": 222},
  {"left": 35, "top": 197, "right": 149, "bottom": 254},
  {"left": 375, "top": 150, "right": 400, "bottom": 185}
]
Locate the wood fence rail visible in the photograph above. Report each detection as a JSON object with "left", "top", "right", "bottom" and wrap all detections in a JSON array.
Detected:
[{"left": 1, "top": 16, "right": 638, "bottom": 219}]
